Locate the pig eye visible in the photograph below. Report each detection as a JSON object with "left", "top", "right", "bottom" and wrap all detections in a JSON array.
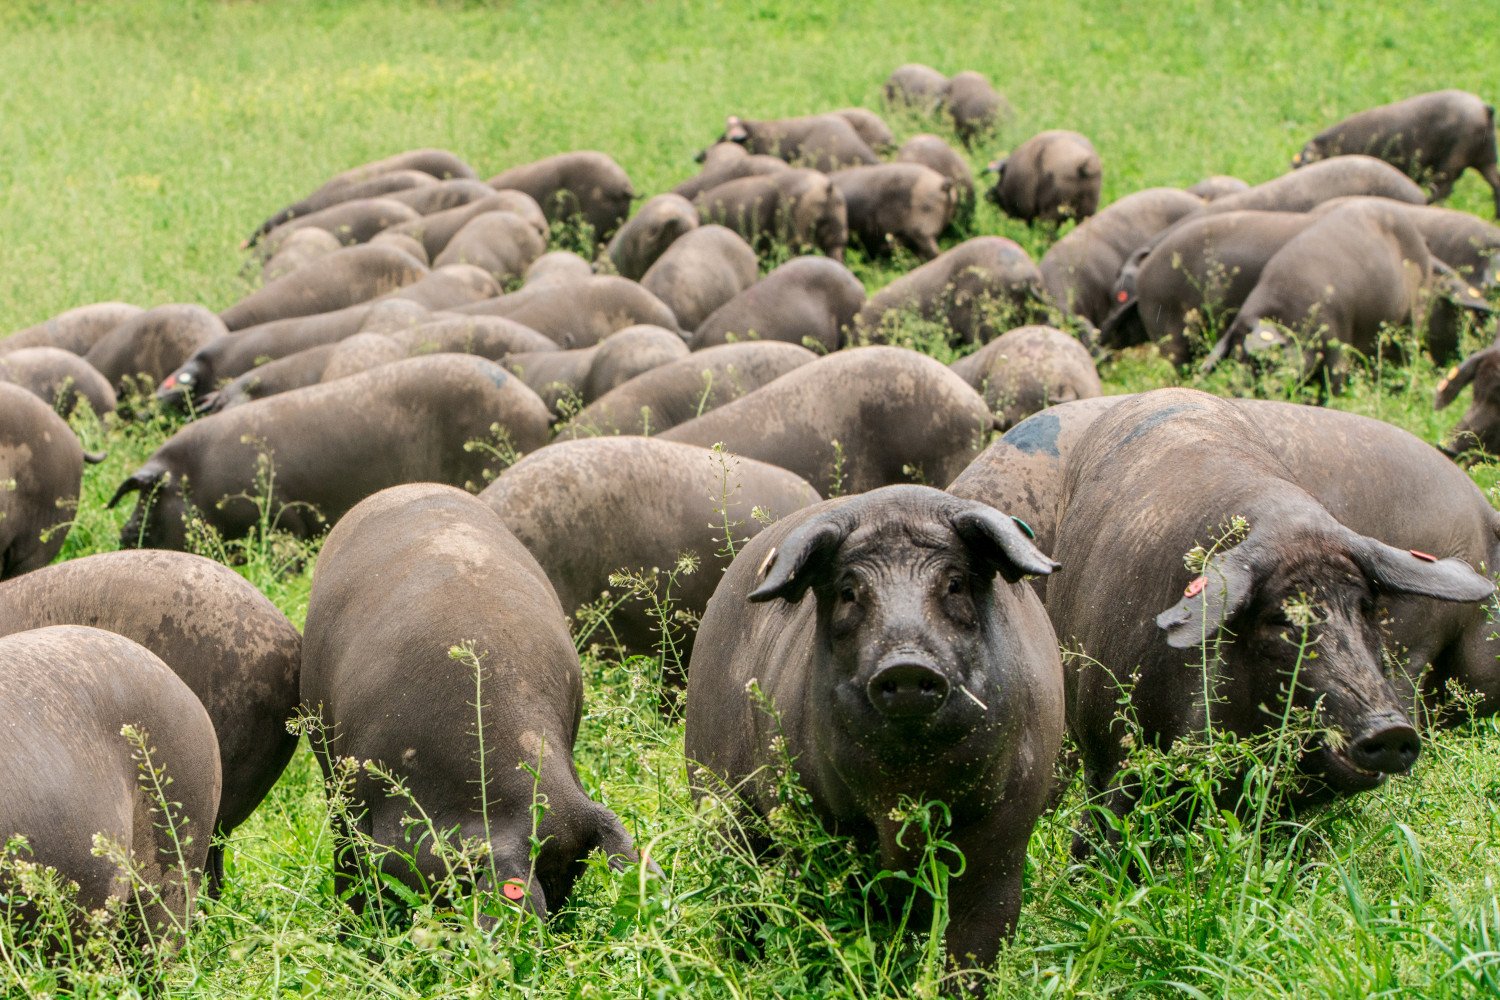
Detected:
[
  {"left": 840, "top": 585, "right": 858, "bottom": 604},
  {"left": 946, "top": 574, "right": 966, "bottom": 595}
]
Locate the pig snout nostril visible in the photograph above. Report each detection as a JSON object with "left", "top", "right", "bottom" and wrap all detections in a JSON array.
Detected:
[
  {"left": 866, "top": 661, "right": 950, "bottom": 720},
  {"left": 1350, "top": 721, "right": 1420, "bottom": 775}
]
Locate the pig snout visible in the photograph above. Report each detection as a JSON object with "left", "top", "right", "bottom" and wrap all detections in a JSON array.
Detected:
[
  {"left": 1346, "top": 713, "right": 1420, "bottom": 775},
  {"left": 866, "top": 653, "right": 951, "bottom": 719}
]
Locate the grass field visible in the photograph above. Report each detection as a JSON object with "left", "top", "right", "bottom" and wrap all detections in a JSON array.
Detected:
[{"left": 4, "top": 1, "right": 1500, "bottom": 996}]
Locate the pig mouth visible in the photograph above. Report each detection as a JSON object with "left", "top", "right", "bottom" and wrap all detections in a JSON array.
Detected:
[{"left": 1300, "top": 742, "right": 1386, "bottom": 794}]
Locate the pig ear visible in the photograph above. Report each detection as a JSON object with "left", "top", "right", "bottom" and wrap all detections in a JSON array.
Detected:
[
  {"left": 1435, "top": 350, "right": 1487, "bottom": 410},
  {"left": 1346, "top": 533, "right": 1495, "bottom": 603},
  {"left": 1430, "top": 261, "right": 1494, "bottom": 313},
  {"left": 107, "top": 469, "right": 163, "bottom": 509},
  {"left": 724, "top": 116, "right": 749, "bottom": 144},
  {"left": 950, "top": 505, "right": 1059, "bottom": 583},
  {"left": 747, "top": 514, "right": 850, "bottom": 604},
  {"left": 1155, "top": 550, "right": 1257, "bottom": 649}
]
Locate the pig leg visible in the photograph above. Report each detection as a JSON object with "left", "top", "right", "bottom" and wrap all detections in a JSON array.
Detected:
[
  {"left": 1479, "top": 162, "right": 1500, "bottom": 218},
  {"left": 942, "top": 817, "right": 1032, "bottom": 979}
]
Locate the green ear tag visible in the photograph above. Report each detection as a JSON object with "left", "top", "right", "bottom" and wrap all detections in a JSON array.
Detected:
[{"left": 1011, "top": 516, "right": 1036, "bottom": 540}]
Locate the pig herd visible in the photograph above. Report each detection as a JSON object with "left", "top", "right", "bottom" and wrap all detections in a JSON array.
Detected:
[{"left": 3, "top": 69, "right": 1500, "bottom": 986}]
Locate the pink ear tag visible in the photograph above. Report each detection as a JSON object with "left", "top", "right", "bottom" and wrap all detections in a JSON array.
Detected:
[
  {"left": 502, "top": 879, "right": 526, "bottom": 901},
  {"left": 1409, "top": 549, "right": 1438, "bottom": 563},
  {"left": 162, "top": 375, "right": 177, "bottom": 389},
  {"left": 1184, "top": 575, "right": 1206, "bottom": 598},
  {"left": 1116, "top": 290, "right": 1129, "bottom": 303}
]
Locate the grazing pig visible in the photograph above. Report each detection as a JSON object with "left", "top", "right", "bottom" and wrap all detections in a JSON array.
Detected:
[
  {"left": 200, "top": 314, "right": 559, "bottom": 412},
  {"left": 1100, "top": 210, "right": 1318, "bottom": 365},
  {"left": 457, "top": 275, "right": 682, "bottom": 347},
  {"left": 694, "top": 169, "right": 849, "bottom": 262},
  {"left": 662, "top": 346, "right": 993, "bottom": 494},
  {"left": 1187, "top": 175, "right": 1250, "bottom": 200},
  {"left": 672, "top": 143, "right": 790, "bottom": 202},
  {"left": 396, "top": 313, "right": 558, "bottom": 357},
  {"left": 955, "top": 394, "right": 1500, "bottom": 719},
  {"left": 693, "top": 256, "right": 865, "bottom": 351},
  {"left": 197, "top": 344, "right": 337, "bottom": 413},
  {"left": 896, "top": 133, "right": 976, "bottom": 223},
  {"left": 0, "top": 347, "right": 116, "bottom": 416},
  {"left": 1311, "top": 196, "right": 1500, "bottom": 287},
  {"left": 160, "top": 300, "right": 424, "bottom": 407},
  {"left": 0, "top": 626, "right": 220, "bottom": 944},
  {"left": 1295, "top": 91, "right": 1500, "bottom": 214},
  {"left": 319, "top": 333, "right": 407, "bottom": 383},
  {"left": 942, "top": 70, "right": 1008, "bottom": 146},
  {"left": 1201, "top": 200, "right": 1489, "bottom": 381},
  {"left": 685, "top": 485, "right": 1063, "bottom": 975},
  {"left": 367, "top": 230, "right": 431, "bottom": 266},
  {"left": 314, "top": 148, "right": 475, "bottom": 187},
  {"left": 1, "top": 384, "right": 85, "bottom": 578},
  {"left": 252, "top": 173, "right": 438, "bottom": 251},
  {"left": 481, "top": 437, "right": 820, "bottom": 660},
  {"left": 85, "top": 304, "right": 227, "bottom": 394},
  {"left": 486, "top": 151, "right": 635, "bottom": 242},
  {"left": 499, "top": 348, "right": 595, "bottom": 414},
  {"left": 385, "top": 177, "right": 497, "bottom": 216},
  {"left": 1247, "top": 402, "right": 1500, "bottom": 719},
  {"left": 1, "top": 302, "right": 140, "bottom": 357},
  {"left": 261, "top": 197, "right": 421, "bottom": 252},
  {"left": 584, "top": 325, "right": 690, "bottom": 397},
  {"left": 834, "top": 108, "right": 896, "bottom": 152},
  {"left": 1045, "top": 390, "right": 1493, "bottom": 839},
  {"left": 605, "top": 194, "right": 700, "bottom": 280},
  {"left": 525, "top": 250, "right": 595, "bottom": 287},
  {"left": 641, "top": 225, "right": 759, "bottom": 331},
  {"left": 1436, "top": 346, "right": 1500, "bottom": 459},
  {"left": 433, "top": 211, "right": 547, "bottom": 283},
  {"left": 0, "top": 551, "right": 302, "bottom": 889},
  {"left": 854, "top": 236, "right": 1044, "bottom": 346},
  {"left": 831, "top": 163, "right": 955, "bottom": 261},
  {"left": 262, "top": 227, "right": 343, "bottom": 283},
  {"left": 245, "top": 171, "right": 437, "bottom": 250},
  {"left": 1039, "top": 187, "right": 1204, "bottom": 328},
  {"left": 884, "top": 63, "right": 948, "bottom": 111},
  {"left": 1197, "top": 155, "right": 1427, "bottom": 216},
  {"left": 112, "top": 355, "right": 550, "bottom": 550},
  {"left": 986, "top": 131, "right": 1102, "bottom": 225},
  {"left": 246, "top": 148, "right": 475, "bottom": 245},
  {"left": 385, "top": 191, "right": 548, "bottom": 260},
  {"left": 559, "top": 341, "right": 816, "bottom": 438},
  {"left": 502, "top": 324, "right": 688, "bottom": 416},
  {"left": 302, "top": 484, "right": 644, "bottom": 919},
  {"left": 950, "top": 326, "right": 1102, "bottom": 429},
  {"left": 390, "top": 263, "right": 499, "bottom": 311},
  {"left": 219, "top": 243, "right": 427, "bottom": 331},
  {"left": 718, "top": 114, "right": 879, "bottom": 172}
]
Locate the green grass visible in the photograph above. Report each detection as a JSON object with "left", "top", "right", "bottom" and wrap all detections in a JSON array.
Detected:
[{"left": 4, "top": 0, "right": 1500, "bottom": 996}]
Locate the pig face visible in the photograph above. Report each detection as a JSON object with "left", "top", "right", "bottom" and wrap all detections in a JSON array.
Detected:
[
  {"left": 1156, "top": 524, "right": 1493, "bottom": 793},
  {"left": 749, "top": 487, "right": 1056, "bottom": 760},
  {"left": 1436, "top": 346, "right": 1500, "bottom": 460}
]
